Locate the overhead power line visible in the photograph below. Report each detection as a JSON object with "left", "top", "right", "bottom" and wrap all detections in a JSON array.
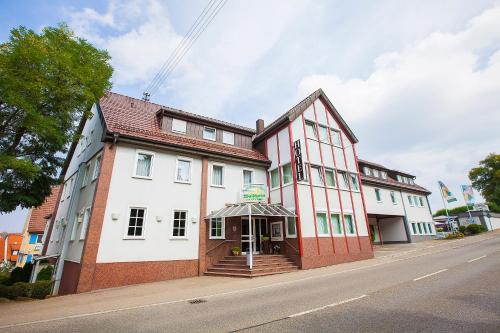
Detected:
[{"left": 143, "top": 0, "right": 228, "bottom": 101}]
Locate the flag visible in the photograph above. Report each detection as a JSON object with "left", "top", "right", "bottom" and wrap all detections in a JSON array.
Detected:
[
  {"left": 460, "top": 185, "right": 475, "bottom": 205},
  {"left": 438, "top": 181, "right": 457, "bottom": 203}
]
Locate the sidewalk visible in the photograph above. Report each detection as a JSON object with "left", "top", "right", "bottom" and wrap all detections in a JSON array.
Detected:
[{"left": 1, "top": 231, "right": 498, "bottom": 327}]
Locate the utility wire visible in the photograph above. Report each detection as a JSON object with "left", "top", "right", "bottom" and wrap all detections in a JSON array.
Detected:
[{"left": 143, "top": 0, "right": 227, "bottom": 100}]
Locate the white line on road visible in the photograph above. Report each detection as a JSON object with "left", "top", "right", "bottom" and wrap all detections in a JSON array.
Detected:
[
  {"left": 288, "top": 295, "right": 368, "bottom": 318},
  {"left": 413, "top": 269, "right": 448, "bottom": 281},
  {"left": 468, "top": 255, "right": 487, "bottom": 263}
]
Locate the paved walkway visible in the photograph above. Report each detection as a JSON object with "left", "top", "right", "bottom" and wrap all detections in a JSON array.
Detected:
[{"left": 0, "top": 231, "right": 498, "bottom": 328}]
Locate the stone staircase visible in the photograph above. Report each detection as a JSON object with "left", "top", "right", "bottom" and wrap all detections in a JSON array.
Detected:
[{"left": 205, "top": 254, "right": 299, "bottom": 278}]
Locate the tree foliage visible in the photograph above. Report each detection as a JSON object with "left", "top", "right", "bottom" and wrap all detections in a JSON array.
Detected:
[
  {"left": 0, "top": 24, "right": 113, "bottom": 213},
  {"left": 469, "top": 153, "right": 500, "bottom": 209},
  {"left": 433, "top": 205, "right": 474, "bottom": 217}
]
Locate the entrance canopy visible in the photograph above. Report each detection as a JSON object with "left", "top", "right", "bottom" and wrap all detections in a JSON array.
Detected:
[{"left": 206, "top": 203, "right": 295, "bottom": 219}]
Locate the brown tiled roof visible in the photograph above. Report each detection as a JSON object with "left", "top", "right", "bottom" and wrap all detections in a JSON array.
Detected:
[
  {"left": 99, "top": 92, "right": 268, "bottom": 163},
  {"left": 27, "top": 186, "right": 60, "bottom": 233},
  {"left": 360, "top": 174, "right": 431, "bottom": 194}
]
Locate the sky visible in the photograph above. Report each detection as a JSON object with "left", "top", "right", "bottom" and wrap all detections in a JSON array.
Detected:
[{"left": 1, "top": 0, "right": 499, "bottom": 232}]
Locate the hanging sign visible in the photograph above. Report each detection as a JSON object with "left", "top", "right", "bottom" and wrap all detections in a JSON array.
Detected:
[
  {"left": 294, "top": 139, "right": 304, "bottom": 181},
  {"left": 241, "top": 184, "right": 267, "bottom": 203}
]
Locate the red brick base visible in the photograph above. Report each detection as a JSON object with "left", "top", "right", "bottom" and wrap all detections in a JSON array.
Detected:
[
  {"left": 300, "top": 236, "right": 373, "bottom": 269},
  {"left": 59, "top": 260, "right": 81, "bottom": 295},
  {"left": 90, "top": 260, "right": 199, "bottom": 290}
]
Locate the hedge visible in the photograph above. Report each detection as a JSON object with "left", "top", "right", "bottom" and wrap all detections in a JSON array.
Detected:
[
  {"left": 36, "top": 265, "right": 54, "bottom": 281},
  {"left": 0, "top": 281, "right": 53, "bottom": 300}
]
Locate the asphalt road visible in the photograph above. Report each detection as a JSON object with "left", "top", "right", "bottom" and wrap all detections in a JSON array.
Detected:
[{"left": 3, "top": 235, "right": 500, "bottom": 332}]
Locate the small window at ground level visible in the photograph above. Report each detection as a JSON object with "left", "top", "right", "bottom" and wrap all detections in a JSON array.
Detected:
[
  {"left": 127, "top": 208, "right": 145, "bottom": 238},
  {"left": 282, "top": 164, "right": 292, "bottom": 185},
  {"left": 203, "top": 127, "right": 216, "bottom": 141},
  {"left": 270, "top": 168, "right": 280, "bottom": 188},
  {"left": 210, "top": 218, "right": 224, "bottom": 239},
  {"left": 172, "top": 118, "right": 187, "bottom": 133},
  {"left": 172, "top": 211, "right": 187, "bottom": 237},
  {"left": 344, "top": 215, "right": 355, "bottom": 234},
  {"left": 316, "top": 213, "right": 329, "bottom": 235},
  {"left": 222, "top": 131, "right": 234, "bottom": 145},
  {"left": 331, "top": 214, "right": 342, "bottom": 234},
  {"left": 423, "top": 223, "right": 428, "bottom": 234}
]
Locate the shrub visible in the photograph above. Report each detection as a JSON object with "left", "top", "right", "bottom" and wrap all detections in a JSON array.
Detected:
[
  {"left": 445, "top": 231, "right": 464, "bottom": 239},
  {"left": 0, "top": 271, "right": 9, "bottom": 285},
  {"left": 0, "top": 284, "right": 15, "bottom": 299},
  {"left": 436, "top": 227, "right": 444, "bottom": 232},
  {"left": 8, "top": 263, "right": 33, "bottom": 285},
  {"left": 466, "top": 224, "right": 484, "bottom": 235},
  {"left": 458, "top": 226, "right": 466, "bottom": 233},
  {"left": 31, "top": 281, "right": 53, "bottom": 299},
  {"left": 36, "top": 265, "right": 54, "bottom": 281},
  {"left": 11, "top": 282, "right": 32, "bottom": 298}
]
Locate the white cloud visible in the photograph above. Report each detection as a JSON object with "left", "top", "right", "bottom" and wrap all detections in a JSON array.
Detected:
[{"left": 299, "top": 5, "right": 500, "bottom": 210}]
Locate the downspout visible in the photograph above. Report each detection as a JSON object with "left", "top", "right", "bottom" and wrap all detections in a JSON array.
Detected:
[
  {"left": 52, "top": 162, "right": 86, "bottom": 295},
  {"left": 399, "top": 190, "right": 412, "bottom": 243}
]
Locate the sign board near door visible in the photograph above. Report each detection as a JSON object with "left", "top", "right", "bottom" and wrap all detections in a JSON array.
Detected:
[
  {"left": 241, "top": 184, "right": 267, "bottom": 203},
  {"left": 294, "top": 140, "right": 304, "bottom": 181}
]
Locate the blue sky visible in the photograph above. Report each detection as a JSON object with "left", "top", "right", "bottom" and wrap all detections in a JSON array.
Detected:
[{"left": 1, "top": 0, "right": 500, "bottom": 232}]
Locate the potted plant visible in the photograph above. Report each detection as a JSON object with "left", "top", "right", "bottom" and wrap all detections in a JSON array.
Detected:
[{"left": 231, "top": 246, "right": 241, "bottom": 256}]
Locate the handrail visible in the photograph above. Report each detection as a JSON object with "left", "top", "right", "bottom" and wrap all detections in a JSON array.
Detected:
[
  {"left": 284, "top": 239, "right": 299, "bottom": 254},
  {"left": 206, "top": 239, "right": 236, "bottom": 254}
]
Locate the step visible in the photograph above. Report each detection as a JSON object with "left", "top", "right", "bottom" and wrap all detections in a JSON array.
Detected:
[
  {"left": 205, "top": 268, "right": 298, "bottom": 278},
  {"left": 207, "top": 265, "right": 298, "bottom": 274},
  {"left": 213, "top": 262, "right": 296, "bottom": 268}
]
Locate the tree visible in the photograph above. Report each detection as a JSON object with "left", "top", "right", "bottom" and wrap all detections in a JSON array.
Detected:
[
  {"left": 0, "top": 24, "right": 112, "bottom": 213},
  {"left": 469, "top": 153, "right": 500, "bottom": 210},
  {"left": 433, "top": 205, "right": 474, "bottom": 217}
]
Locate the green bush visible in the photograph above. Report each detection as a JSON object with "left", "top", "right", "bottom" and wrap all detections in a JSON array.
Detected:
[
  {"left": 465, "top": 224, "right": 484, "bottom": 235},
  {"left": 11, "top": 282, "right": 32, "bottom": 298},
  {"left": 0, "top": 271, "right": 9, "bottom": 285},
  {"left": 36, "top": 265, "right": 53, "bottom": 281},
  {"left": 436, "top": 227, "right": 444, "bottom": 232},
  {"left": 31, "top": 281, "right": 53, "bottom": 299},
  {"left": 0, "top": 284, "right": 16, "bottom": 299},
  {"left": 8, "top": 263, "right": 33, "bottom": 285},
  {"left": 445, "top": 231, "right": 464, "bottom": 239},
  {"left": 458, "top": 225, "right": 466, "bottom": 233}
]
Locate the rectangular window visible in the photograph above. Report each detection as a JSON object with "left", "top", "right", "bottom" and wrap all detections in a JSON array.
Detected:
[
  {"left": 412, "top": 223, "right": 417, "bottom": 234},
  {"left": 423, "top": 223, "right": 428, "bottom": 234},
  {"left": 390, "top": 191, "right": 397, "bottom": 204},
  {"left": 80, "top": 207, "right": 91, "bottom": 240},
  {"left": 172, "top": 118, "right": 187, "bottom": 133},
  {"left": 373, "top": 169, "right": 380, "bottom": 178},
  {"left": 413, "top": 196, "right": 419, "bottom": 207},
  {"left": 331, "top": 214, "right": 342, "bottom": 234},
  {"left": 92, "top": 154, "right": 102, "bottom": 181},
  {"left": 311, "top": 165, "right": 324, "bottom": 186},
  {"left": 330, "top": 129, "right": 341, "bottom": 146},
  {"left": 417, "top": 223, "right": 422, "bottom": 234},
  {"left": 286, "top": 217, "right": 297, "bottom": 238},
  {"left": 363, "top": 167, "right": 372, "bottom": 176},
  {"left": 408, "top": 195, "right": 414, "bottom": 206},
  {"left": 381, "top": 171, "right": 387, "bottom": 179},
  {"left": 203, "top": 127, "right": 216, "bottom": 141},
  {"left": 338, "top": 171, "right": 349, "bottom": 189},
  {"left": 212, "top": 164, "right": 224, "bottom": 187},
  {"left": 243, "top": 169, "right": 253, "bottom": 186},
  {"left": 135, "top": 152, "right": 153, "bottom": 178},
  {"left": 318, "top": 125, "right": 329, "bottom": 142},
  {"left": 419, "top": 197, "right": 424, "bottom": 207},
  {"left": 325, "top": 168, "right": 336, "bottom": 187},
  {"left": 81, "top": 163, "right": 91, "bottom": 188},
  {"left": 397, "top": 175, "right": 402, "bottom": 182},
  {"left": 172, "top": 211, "right": 187, "bottom": 238},
  {"left": 67, "top": 177, "right": 73, "bottom": 198},
  {"left": 316, "top": 213, "right": 329, "bottom": 236},
  {"left": 175, "top": 159, "right": 191, "bottom": 183},
  {"left": 270, "top": 168, "right": 280, "bottom": 188},
  {"left": 36, "top": 234, "right": 43, "bottom": 243},
  {"left": 428, "top": 223, "right": 433, "bottom": 234},
  {"left": 29, "top": 234, "right": 37, "bottom": 244},
  {"left": 70, "top": 212, "right": 81, "bottom": 241},
  {"left": 375, "top": 188, "right": 382, "bottom": 202},
  {"left": 210, "top": 217, "right": 224, "bottom": 239},
  {"left": 305, "top": 121, "right": 318, "bottom": 139},
  {"left": 349, "top": 173, "right": 359, "bottom": 191},
  {"left": 282, "top": 164, "right": 292, "bottom": 185},
  {"left": 344, "top": 214, "right": 355, "bottom": 234},
  {"left": 222, "top": 131, "right": 234, "bottom": 145}
]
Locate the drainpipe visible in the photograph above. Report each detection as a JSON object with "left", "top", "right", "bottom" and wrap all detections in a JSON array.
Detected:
[
  {"left": 399, "top": 190, "right": 412, "bottom": 243},
  {"left": 52, "top": 162, "right": 86, "bottom": 295},
  {"left": 2, "top": 233, "right": 8, "bottom": 263}
]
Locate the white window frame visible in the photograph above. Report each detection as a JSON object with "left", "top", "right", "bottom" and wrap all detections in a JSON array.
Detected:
[
  {"left": 209, "top": 217, "right": 225, "bottom": 239},
  {"left": 324, "top": 168, "right": 336, "bottom": 188},
  {"left": 92, "top": 154, "right": 102, "bottom": 181},
  {"left": 270, "top": 168, "right": 280, "bottom": 189},
  {"left": 310, "top": 165, "right": 324, "bottom": 186},
  {"left": 242, "top": 168, "right": 254, "bottom": 187},
  {"left": 413, "top": 195, "right": 419, "bottom": 207},
  {"left": 171, "top": 210, "right": 188, "bottom": 239},
  {"left": 419, "top": 197, "right": 424, "bottom": 207},
  {"left": 172, "top": 118, "right": 187, "bottom": 134},
  {"left": 124, "top": 206, "right": 147, "bottom": 240},
  {"left": 331, "top": 213, "right": 343, "bottom": 235},
  {"left": 133, "top": 150, "right": 155, "bottom": 179},
  {"left": 349, "top": 173, "right": 359, "bottom": 191},
  {"left": 222, "top": 131, "right": 235, "bottom": 145},
  {"left": 202, "top": 126, "right": 217, "bottom": 141},
  {"left": 174, "top": 157, "right": 192, "bottom": 184},
  {"left": 381, "top": 171, "right": 387, "bottom": 179},
  {"left": 375, "top": 188, "right": 382, "bottom": 202},
  {"left": 270, "top": 221, "right": 284, "bottom": 241},
  {"left": 344, "top": 214, "right": 356, "bottom": 235},
  {"left": 318, "top": 124, "right": 329, "bottom": 142},
  {"left": 285, "top": 212, "right": 297, "bottom": 238},
  {"left": 70, "top": 211, "right": 82, "bottom": 241},
  {"left": 79, "top": 207, "right": 91, "bottom": 240},
  {"left": 330, "top": 129, "right": 342, "bottom": 147},
  {"left": 81, "top": 162, "right": 91, "bottom": 188},
  {"left": 211, "top": 163, "right": 225, "bottom": 187},
  {"left": 305, "top": 120, "right": 318, "bottom": 140},
  {"left": 338, "top": 170, "right": 349, "bottom": 190},
  {"left": 282, "top": 163, "right": 293, "bottom": 185},
  {"left": 408, "top": 195, "right": 414, "bottom": 206}
]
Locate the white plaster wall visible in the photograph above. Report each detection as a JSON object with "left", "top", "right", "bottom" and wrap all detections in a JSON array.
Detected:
[
  {"left": 267, "top": 135, "right": 278, "bottom": 170},
  {"left": 489, "top": 216, "right": 500, "bottom": 230},
  {"left": 352, "top": 192, "right": 369, "bottom": 236},
  {"left": 403, "top": 191, "right": 433, "bottom": 223},
  {"left": 277, "top": 128, "right": 291, "bottom": 165},
  {"left": 297, "top": 185, "right": 315, "bottom": 237},
  {"left": 363, "top": 185, "right": 405, "bottom": 216},
  {"left": 379, "top": 217, "right": 407, "bottom": 242}
]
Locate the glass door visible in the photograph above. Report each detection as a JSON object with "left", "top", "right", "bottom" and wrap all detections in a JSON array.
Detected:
[{"left": 241, "top": 218, "right": 258, "bottom": 254}]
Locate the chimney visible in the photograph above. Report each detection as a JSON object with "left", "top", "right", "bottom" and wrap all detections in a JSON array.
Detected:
[{"left": 256, "top": 119, "right": 265, "bottom": 134}]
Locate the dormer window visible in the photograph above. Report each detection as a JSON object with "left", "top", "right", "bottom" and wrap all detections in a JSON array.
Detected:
[
  {"left": 203, "top": 127, "right": 216, "bottom": 141},
  {"left": 222, "top": 131, "right": 234, "bottom": 145},
  {"left": 172, "top": 118, "right": 187, "bottom": 134}
]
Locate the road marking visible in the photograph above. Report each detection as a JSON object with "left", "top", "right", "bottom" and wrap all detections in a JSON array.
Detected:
[
  {"left": 468, "top": 255, "right": 487, "bottom": 263},
  {"left": 413, "top": 269, "right": 448, "bottom": 281},
  {"left": 288, "top": 295, "right": 368, "bottom": 318},
  {"left": 1, "top": 235, "right": 497, "bottom": 329}
]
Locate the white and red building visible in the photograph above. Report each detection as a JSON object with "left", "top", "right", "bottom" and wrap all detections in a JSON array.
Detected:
[{"left": 41, "top": 89, "right": 432, "bottom": 294}]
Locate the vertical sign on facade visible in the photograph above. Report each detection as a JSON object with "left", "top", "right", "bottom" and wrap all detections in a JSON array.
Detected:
[{"left": 294, "top": 140, "right": 304, "bottom": 181}]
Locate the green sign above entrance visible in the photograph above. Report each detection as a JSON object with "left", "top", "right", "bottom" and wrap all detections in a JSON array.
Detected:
[{"left": 241, "top": 184, "right": 267, "bottom": 203}]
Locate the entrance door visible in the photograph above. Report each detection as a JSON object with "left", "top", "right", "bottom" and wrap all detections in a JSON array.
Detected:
[{"left": 241, "top": 218, "right": 267, "bottom": 254}]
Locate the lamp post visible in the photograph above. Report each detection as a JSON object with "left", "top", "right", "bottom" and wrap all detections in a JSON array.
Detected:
[{"left": 1, "top": 232, "right": 9, "bottom": 264}]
